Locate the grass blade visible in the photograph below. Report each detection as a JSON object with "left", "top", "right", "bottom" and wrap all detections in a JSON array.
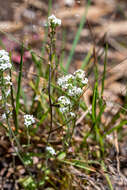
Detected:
[
  {"left": 65, "top": 0, "right": 91, "bottom": 72},
  {"left": 92, "top": 82, "right": 98, "bottom": 123},
  {"left": 81, "top": 48, "right": 92, "bottom": 70},
  {"left": 104, "top": 120, "right": 127, "bottom": 137},
  {"left": 101, "top": 43, "right": 108, "bottom": 97},
  {"left": 16, "top": 45, "right": 24, "bottom": 117}
]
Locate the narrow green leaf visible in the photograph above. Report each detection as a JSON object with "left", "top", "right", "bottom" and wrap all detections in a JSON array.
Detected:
[
  {"left": 101, "top": 43, "right": 108, "bottom": 97},
  {"left": 104, "top": 120, "right": 127, "bottom": 137},
  {"left": 92, "top": 82, "right": 98, "bottom": 123},
  {"left": 81, "top": 49, "right": 92, "bottom": 70},
  {"left": 65, "top": 0, "right": 91, "bottom": 72},
  {"left": 60, "top": 160, "right": 96, "bottom": 172},
  {"left": 57, "top": 152, "right": 66, "bottom": 160},
  {"left": 16, "top": 45, "right": 24, "bottom": 115}
]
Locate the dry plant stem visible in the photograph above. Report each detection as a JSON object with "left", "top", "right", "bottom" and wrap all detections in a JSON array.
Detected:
[{"left": 114, "top": 131, "right": 120, "bottom": 174}]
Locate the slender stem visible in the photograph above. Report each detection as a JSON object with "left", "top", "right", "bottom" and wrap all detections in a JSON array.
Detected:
[
  {"left": 27, "top": 128, "right": 30, "bottom": 147},
  {"left": 68, "top": 117, "right": 76, "bottom": 146},
  {"left": 10, "top": 70, "right": 18, "bottom": 131},
  {"left": 47, "top": 28, "right": 54, "bottom": 144},
  {"left": 47, "top": 64, "right": 53, "bottom": 142},
  {"left": 0, "top": 72, "right": 10, "bottom": 128},
  {"left": 15, "top": 45, "right": 24, "bottom": 133},
  {"left": 0, "top": 72, "right": 31, "bottom": 174}
]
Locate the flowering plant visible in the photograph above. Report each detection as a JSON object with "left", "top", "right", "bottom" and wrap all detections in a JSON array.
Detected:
[
  {"left": 0, "top": 50, "right": 11, "bottom": 71},
  {"left": 57, "top": 69, "right": 88, "bottom": 116},
  {"left": 48, "top": 14, "right": 61, "bottom": 27}
]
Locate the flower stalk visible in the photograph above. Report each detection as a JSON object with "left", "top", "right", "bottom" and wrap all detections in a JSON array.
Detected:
[{"left": 47, "top": 15, "right": 61, "bottom": 143}]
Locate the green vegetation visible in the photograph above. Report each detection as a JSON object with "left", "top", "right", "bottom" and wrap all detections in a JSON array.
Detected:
[{"left": 0, "top": 1, "right": 127, "bottom": 190}]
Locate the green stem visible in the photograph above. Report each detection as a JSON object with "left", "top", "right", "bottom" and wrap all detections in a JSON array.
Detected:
[
  {"left": 15, "top": 45, "right": 24, "bottom": 133},
  {"left": 27, "top": 128, "right": 30, "bottom": 147},
  {"left": 47, "top": 27, "right": 55, "bottom": 144},
  {"left": 10, "top": 70, "right": 18, "bottom": 131}
]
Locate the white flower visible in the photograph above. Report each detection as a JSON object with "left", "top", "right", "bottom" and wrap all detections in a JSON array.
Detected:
[
  {"left": 57, "top": 74, "right": 74, "bottom": 89},
  {"left": 2, "top": 110, "right": 12, "bottom": 120},
  {"left": 2, "top": 113, "right": 6, "bottom": 120},
  {"left": 59, "top": 106, "right": 69, "bottom": 114},
  {"left": 4, "top": 75, "right": 12, "bottom": 85},
  {"left": 34, "top": 95, "right": 40, "bottom": 101},
  {"left": 58, "top": 96, "right": 72, "bottom": 114},
  {"left": 5, "top": 89, "right": 11, "bottom": 97},
  {"left": 0, "top": 50, "right": 12, "bottom": 71},
  {"left": 24, "top": 114, "right": 35, "bottom": 127},
  {"left": 74, "top": 69, "right": 85, "bottom": 80},
  {"left": 68, "top": 86, "right": 83, "bottom": 97},
  {"left": 65, "top": 0, "right": 74, "bottom": 6},
  {"left": 57, "top": 69, "right": 88, "bottom": 116},
  {"left": 46, "top": 146, "right": 56, "bottom": 155},
  {"left": 48, "top": 14, "right": 61, "bottom": 26},
  {"left": 64, "top": 74, "right": 74, "bottom": 82},
  {"left": 63, "top": 83, "right": 73, "bottom": 90},
  {"left": 57, "top": 74, "right": 74, "bottom": 85},
  {"left": 70, "top": 112, "right": 76, "bottom": 118},
  {"left": 70, "top": 112, "right": 76, "bottom": 117},
  {"left": 58, "top": 96, "right": 71, "bottom": 107},
  {"left": 57, "top": 76, "right": 65, "bottom": 86},
  {"left": 81, "top": 77, "right": 88, "bottom": 85}
]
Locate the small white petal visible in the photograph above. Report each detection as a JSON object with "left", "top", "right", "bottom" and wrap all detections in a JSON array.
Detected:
[
  {"left": 65, "top": 0, "right": 74, "bottom": 6},
  {"left": 46, "top": 146, "right": 56, "bottom": 155},
  {"left": 74, "top": 69, "right": 85, "bottom": 80},
  {"left": 48, "top": 14, "right": 61, "bottom": 26},
  {"left": 70, "top": 112, "right": 76, "bottom": 117},
  {"left": 6, "top": 89, "right": 11, "bottom": 97},
  {"left": 68, "top": 86, "right": 83, "bottom": 97},
  {"left": 58, "top": 96, "right": 71, "bottom": 106},
  {"left": 81, "top": 78, "right": 88, "bottom": 85},
  {"left": 24, "top": 114, "right": 35, "bottom": 127},
  {"left": 2, "top": 113, "right": 6, "bottom": 120}
]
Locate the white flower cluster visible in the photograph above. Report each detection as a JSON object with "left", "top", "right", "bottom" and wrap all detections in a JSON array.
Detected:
[
  {"left": 0, "top": 75, "right": 12, "bottom": 99},
  {"left": 57, "top": 74, "right": 74, "bottom": 90},
  {"left": 48, "top": 14, "right": 61, "bottom": 27},
  {"left": 46, "top": 146, "right": 56, "bottom": 155},
  {"left": 57, "top": 69, "right": 88, "bottom": 98},
  {"left": 74, "top": 69, "right": 88, "bottom": 84},
  {"left": 58, "top": 96, "right": 71, "bottom": 106},
  {"left": 24, "top": 114, "right": 35, "bottom": 127},
  {"left": 68, "top": 86, "right": 83, "bottom": 97},
  {"left": 57, "top": 69, "right": 88, "bottom": 115},
  {"left": 58, "top": 96, "right": 72, "bottom": 114},
  {"left": 0, "top": 50, "right": 12, "bottom": 71}
]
